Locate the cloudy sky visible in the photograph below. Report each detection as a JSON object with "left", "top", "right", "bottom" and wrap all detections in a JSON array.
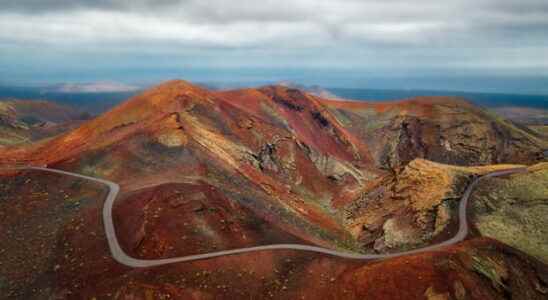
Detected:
[{"left": 1, "top": 0, "right": 548, "bottom": 93}]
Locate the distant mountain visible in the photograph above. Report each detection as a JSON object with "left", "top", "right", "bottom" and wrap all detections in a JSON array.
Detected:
[
  {"left": 0, "top": 84, "right": 141, "bottom": 114},
  {"left": 276, "top": 81, "right": 340, "bottom": 99},
  {"left": 327, "top": 87, "right": 548, "bottom": 110},
  {"left": 49, "top": 82, "right": 140, "bottom": 93},
  {"left": 0, "top": 99, "right": 89, "bottom": 147},
  {"left": 2, "top": 83, "right": 547, "bottom": 118}
]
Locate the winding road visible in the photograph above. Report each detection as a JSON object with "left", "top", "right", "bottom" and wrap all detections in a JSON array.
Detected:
[{"left": 5, "top": 166, "right": 527, "bottom": 268}]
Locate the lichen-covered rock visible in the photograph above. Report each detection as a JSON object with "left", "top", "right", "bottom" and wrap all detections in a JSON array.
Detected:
[
  {"left": 471, "top": 163, "right": 548, "bottom": 264},
  {"left": 376, "top": 217, "right": 422, "bottom": 250}
]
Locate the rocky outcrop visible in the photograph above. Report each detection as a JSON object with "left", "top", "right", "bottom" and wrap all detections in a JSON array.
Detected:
[
  {"left": 324, "top": 97, "right": 547, "bottom": 170},
  {"left": 345, "top": 159, "right": 524, "bottom": 252}
]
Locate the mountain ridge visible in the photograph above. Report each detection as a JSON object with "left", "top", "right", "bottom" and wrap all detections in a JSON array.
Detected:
[
  {"left": 1, "top": 79, "right": 547, "bottom": 298},
  {"left": 1, "top": 80, "right": 546, "bottom": 251}
]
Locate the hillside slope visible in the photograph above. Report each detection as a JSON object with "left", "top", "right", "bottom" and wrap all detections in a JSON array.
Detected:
[
  {"left": 0, "top": 99, "right": 86, "bottom": 146},
  {"left": 471, "top": 162, "right": 548, "bottom": 264},
  {"left": 1, "top": 81, "right": 385, "bottom": 250},
  {"left": 322, "top": 97, "right": 547, "bottom": 170}
]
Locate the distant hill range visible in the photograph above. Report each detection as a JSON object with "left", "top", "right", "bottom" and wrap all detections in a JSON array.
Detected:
[
  {"left": 0, "top": 84, "right": 141, "bottom": 114},
  {"left": 0, "top": 99, "right": 90, "bottom": 147},
  {"left": 2, "top": 83, "right": 547, "bottom": 116},
  {"left": 328, "top": 87, "right": 548, "bottom": 110}
]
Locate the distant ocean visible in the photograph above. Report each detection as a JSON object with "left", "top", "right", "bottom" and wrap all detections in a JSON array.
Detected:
[
  {"left": 0, "top": 85, "right": 139, "bottom": 114},
  {"left": 328, "top": 88, "right": 548, "bottom": 110}
]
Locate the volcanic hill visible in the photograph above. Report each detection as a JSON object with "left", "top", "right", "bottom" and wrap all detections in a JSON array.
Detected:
[
  {"left": 2, "top": 80, "right": 547, "bottom": 250},
  {"left": 0, "top": 80, "right": 547, "bottom": 299}
]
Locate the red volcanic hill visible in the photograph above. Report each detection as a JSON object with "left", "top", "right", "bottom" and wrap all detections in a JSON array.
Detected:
[
  {"left": 1, "top": 80, "right": 546, "bottom": 250},
  {"left": 1, "top": 80, "right": 547, "bottom": 299},
  {"left": 1, "top": 80, "right": 388, "bottom": 250}
]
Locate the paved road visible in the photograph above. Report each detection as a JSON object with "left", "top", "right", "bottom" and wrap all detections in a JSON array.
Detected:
[{"left": 5, "top": 166, "right": 527, "bottom": 268}]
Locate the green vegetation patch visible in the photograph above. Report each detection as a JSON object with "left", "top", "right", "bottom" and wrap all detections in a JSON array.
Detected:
[
  {"left": 471, "top": 255, "right": 509, "bottom": 292},
  {"left": 472, "top": 164, "right": 548, "bottom": 263}
]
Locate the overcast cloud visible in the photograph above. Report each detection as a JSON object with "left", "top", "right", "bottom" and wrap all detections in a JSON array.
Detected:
[{"left": 1, "top": 0, "right": 547, "bottom": 92}]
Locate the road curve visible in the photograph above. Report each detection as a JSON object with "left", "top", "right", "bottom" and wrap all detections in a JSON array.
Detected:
[{"left": 5, "top": 166, "right": 527, "bottom": 268}]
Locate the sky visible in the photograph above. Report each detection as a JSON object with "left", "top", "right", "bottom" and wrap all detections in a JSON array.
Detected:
[{"left": 1, "top": 0, "right": 548, "bottom": 94}]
